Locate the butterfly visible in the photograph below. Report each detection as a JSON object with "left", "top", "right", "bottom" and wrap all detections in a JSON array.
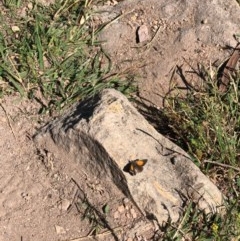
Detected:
[{"left": 128, "top": 159, "right": 148, "bottom": 176}]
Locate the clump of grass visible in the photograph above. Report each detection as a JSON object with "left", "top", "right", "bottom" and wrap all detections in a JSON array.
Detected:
[
  {"left": 162, "top": 67, "right": 240, "bottom": 166},
  {"left": 159, "top": 200, "right": 240, "bottom": 241},
  {"left": 165, "top": 68, "right": 239, "bottom": 167},
  {"left": 160, "top": 66, "right": 240, "bottom": 239},
  {"left": 0, "top": 0, "right": 136, "bottom": 113},
  {"left": 77, "top": 199, "right": 105, "bottom": 236}
]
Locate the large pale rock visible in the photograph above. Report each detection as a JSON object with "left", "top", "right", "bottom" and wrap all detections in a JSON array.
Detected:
[
  {"left": 34, "top": 89, "right": 223, "bottom": 224},
  {"left": 97, "top": 0, "right": 240, "bottom": 106}
]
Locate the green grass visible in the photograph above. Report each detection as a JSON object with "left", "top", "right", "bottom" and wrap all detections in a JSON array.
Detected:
[
  {"left": 160, "top": 201, "right": 240, "bottom": 240},
  {"left": 159, "top": 66, "right": 240, "bottom": 240},
  {"left": 0, "top": 0, "right": 136, "bottom": 113},
  {"left": 164, "top": 71, "right": 240, "bottom": 168}
]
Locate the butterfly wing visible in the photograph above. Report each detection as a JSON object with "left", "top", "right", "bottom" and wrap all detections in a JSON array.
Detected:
[
  {"left": 135, "top": 159, "right": 148, "bottom": 167},
  {"left": 129, "top": 159, "right": 148, "bottom": 175}
]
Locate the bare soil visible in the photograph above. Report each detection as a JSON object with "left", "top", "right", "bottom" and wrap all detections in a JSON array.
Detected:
[
  {"left": 97, "top": 0, "right": 239, "bottom": 107},
  {"left": 0, "top": 95, "right": 157, "bottom": 241}
]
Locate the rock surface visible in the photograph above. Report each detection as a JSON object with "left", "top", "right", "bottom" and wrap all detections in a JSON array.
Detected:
[
  {"left": 34, "top": 89, "right": 224, "bottom": 224},
  {"left": 97, "top": 0, "right": 240, "bottom": 106}
]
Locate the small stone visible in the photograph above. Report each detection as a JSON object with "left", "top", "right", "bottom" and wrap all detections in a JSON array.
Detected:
[
  {"left": 126, "top": 238, "right": 133, "bottom": 241},
  {"left": 137, "top": 25, "right": 150, "bottom": 43},
  {"left": 11, "top": 26, "right": 20, "bottom": 32},
  {"left": 113, "top": 211, "right": 120, "bottom": 219},
  {"left": 152, "top": 25, "right": 158, "bottom": 32},
  {"left": 201, "top": 19, "right": 208, "bottom": 24},
  {"left": 123, "top": 198, "right": 130, "bottom": 205},
  {"left": 27, "top": 3, "right": 33, "bottom": 9},
  {"left": 118, "top": 205, "right": 125, "bottom": 213},
  {"left": 111, "top": 0, "right": 118, "bottom": 5},
  {"left": 130, "top": 208, "right": 137, "bottom": 219},
  {"left": 60, "top": 199, "right": 71, "bottom": 211},
  {"left": 80, "top": 16, "right": 85, "bottom": 25},
  {"left": 131, "top": 15, "right": 137, "bottom": 21},
  {"left": 55, "top": 225, "right": 66, "bottom": 234}
]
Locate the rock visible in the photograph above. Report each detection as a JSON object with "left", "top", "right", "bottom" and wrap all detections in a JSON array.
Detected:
[
  {"left": 114, "top": 211, "right": 120, "bottom": 219},
  {"left": 97, "top": 0, "right": 240, "bottom": 106},
  {"left": 118, "top": 205, "right": 125, "bottom": 213},
  {"left": 137, "top": 25, "right": 150, "bottom": 43},
  {"left": 59, "top": 199, "right": 71, "bottom": 211},
  {"left": 55, "top": 225, "right": 66, "bottom": 234},
  {"left": 34, "top": 89, "right": 223, "bottom": 224},
  {"left": 130, "top": 208, "right": 137, "bottom": 219},
  {"left": 11, "top": 26, "right": 20, "bottom": 32}
]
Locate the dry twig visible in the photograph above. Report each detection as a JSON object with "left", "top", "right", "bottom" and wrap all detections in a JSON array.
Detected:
[{"left": 0, "top": 102, "right": 16, "bottom": 140}]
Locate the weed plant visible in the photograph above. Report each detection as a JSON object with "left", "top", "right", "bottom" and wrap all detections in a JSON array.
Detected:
[
  {"left": 161, "top": 67, "right": 240, "bottom": 240},
  {"left": 0, "top": 0, "right": 135, "bottom": 113}
]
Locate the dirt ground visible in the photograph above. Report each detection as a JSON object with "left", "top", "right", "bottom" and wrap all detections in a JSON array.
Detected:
[
  {"left": 97, "top": 0, "right": 239, "bottom": 107},
  {"left": 0, "top": 95, "right": 158, "bottom": 241}
]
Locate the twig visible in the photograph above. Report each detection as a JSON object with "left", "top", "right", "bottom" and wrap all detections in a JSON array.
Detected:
[
  {"left": 219, "top": 43, "right": 240, "bottom": 93},
  {"left": 7, "top": 55, "right": 24, "bottom": 84},
  {"left": 203, "top": 160, "right": 240, "bottom": 172},
  {"left": 147, "top": 25, "right": 162, "bottom": 46},
  {"left": 54, "top": 0, "right": 70, "bottom": 20},
  {"left": 0, "top": 102, "right": 16, "bottom": 140},
  {"left": 172, "top": 202, "right": 191, "bottom": 239},
  {"left": 99, "top": 9, "right": 135, "bottom": 32},
  {"left": 66, "top": 226, "right": 123, "bottom": 241}
]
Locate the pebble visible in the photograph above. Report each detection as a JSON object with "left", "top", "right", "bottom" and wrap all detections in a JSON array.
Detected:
[
  {"left": 113, "top": 211, "right": 120, "bottom": 219},
  {"left": 123, "top": 198, "right": 130, "bottom": 205},
  {"left": 55, "top": 225, "right": 66, "bottom": 234},
  {"left": 118, "top": 205, "right": 125, "bottom": 213},
  {"left": 126, "top": 238, "right": 133, "bottom": 241},
  {"left": 11, "top": 26, "right": 20, "bottom": 32},
  {"left": 130, "top": 208, "right": 137, "bottom": 219},
  {"left": 137, "top": 25, "right": 150, "bottom": 43},
  {"left": 60, "top": 199, "right": 71, "bottom": 211}
]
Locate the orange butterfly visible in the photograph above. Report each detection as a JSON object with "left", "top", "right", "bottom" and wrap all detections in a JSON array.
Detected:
[{"left": 128, "top": 159, "right": 148, "bottom": 176}]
